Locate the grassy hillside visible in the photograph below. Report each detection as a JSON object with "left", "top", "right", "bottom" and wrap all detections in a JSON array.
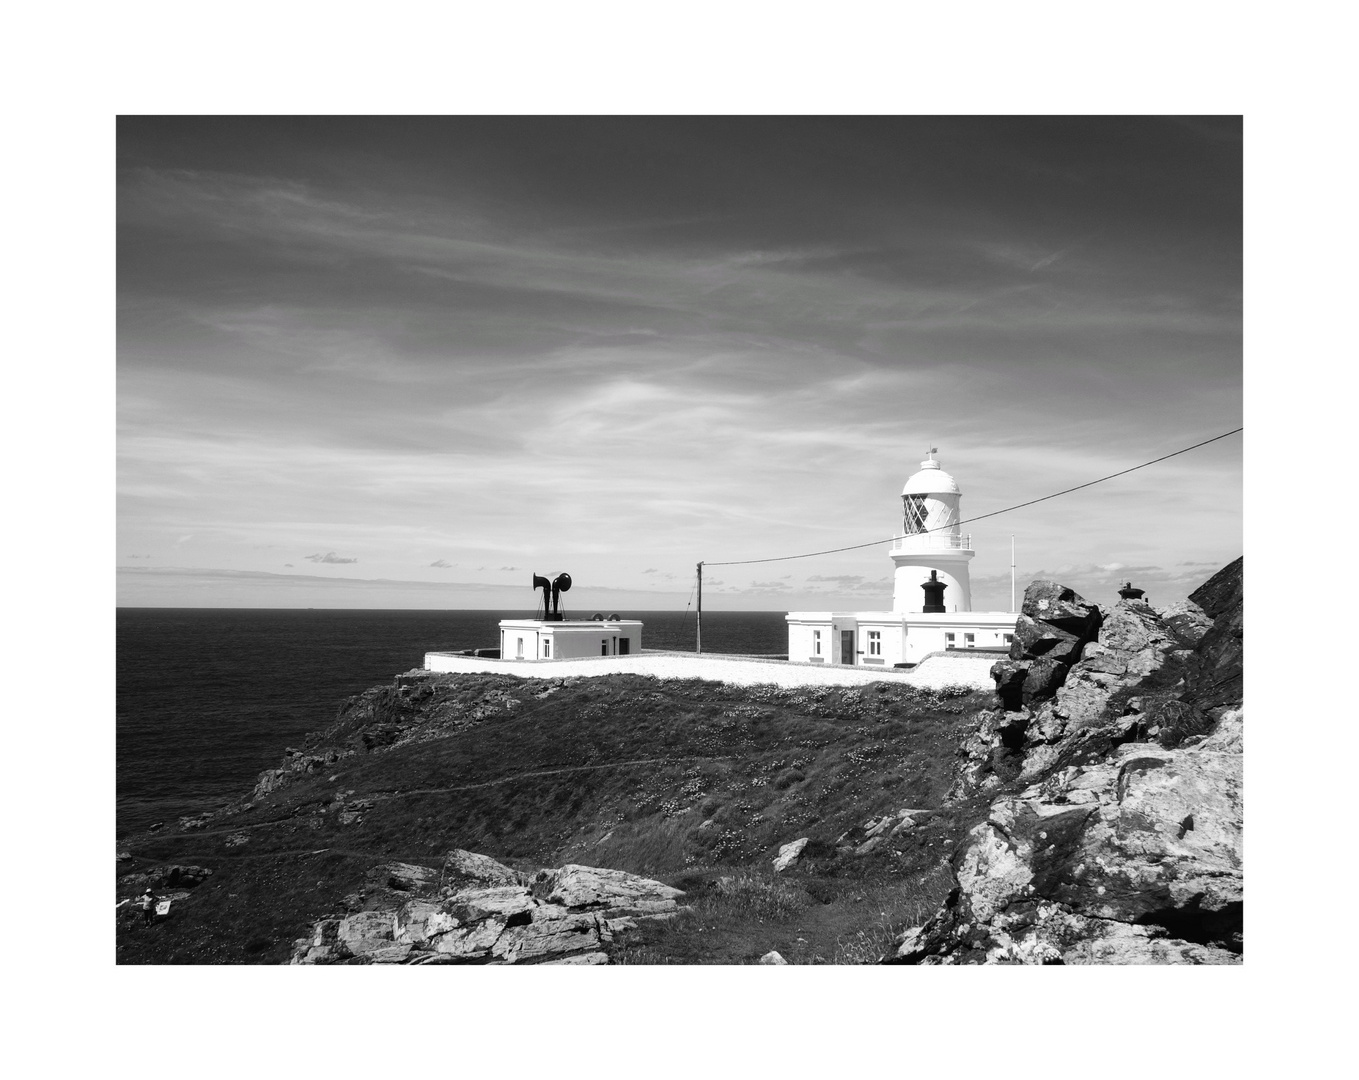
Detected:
[{"left": 116, "top": 672, "right": 1002, "bottom": 964}]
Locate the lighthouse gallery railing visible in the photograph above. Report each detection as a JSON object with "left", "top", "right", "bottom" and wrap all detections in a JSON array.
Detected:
[{"left": 890, "top": 532, "right": 973, "bottom": 552}]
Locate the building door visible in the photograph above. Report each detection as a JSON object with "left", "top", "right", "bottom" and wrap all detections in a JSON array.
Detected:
[
  {"left": 841, "top": 629, "right": 855, "bottom": 664},
  {"left": 618, "top": 638, "right": 630, "bottom": 655}
]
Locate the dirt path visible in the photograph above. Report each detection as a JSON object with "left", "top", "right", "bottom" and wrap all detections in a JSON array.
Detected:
[{"left": 124, "top": 754, "right": 729, "bottom": 852}]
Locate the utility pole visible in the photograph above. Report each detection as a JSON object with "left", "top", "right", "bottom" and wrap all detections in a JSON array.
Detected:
[{"left": 696, "top": 561, "right": 702, "bottom": 655}]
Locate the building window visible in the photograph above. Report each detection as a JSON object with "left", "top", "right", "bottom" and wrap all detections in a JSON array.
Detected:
[
  {"left": 543, "top": 639, "right": 551, "bottom": 658},
  {"left": 945, "top": 632, "right": 956, "bottom": 649},
  {"left": 813, "top": 630, "right": 821, "bottom": 655},
  {"left": 1003, "top": 633, "right": 1014, "bottom": 645},
  {"left": 868, "top": 630, "right": 882, "bottom": 656},
  {"left": 903, "top": 494, "right": 930, "bottom": 534},
  {"left": 964, "top": 633, "right": 975, "bottom": 648}
]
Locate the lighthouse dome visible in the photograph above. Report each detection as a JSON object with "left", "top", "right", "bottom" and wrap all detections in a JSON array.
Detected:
[{"left": 901, "top": 453, "right": 961, "bottom": 496}]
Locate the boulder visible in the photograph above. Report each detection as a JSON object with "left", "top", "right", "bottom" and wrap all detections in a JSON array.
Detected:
[
  {"left": 759, "top": 950, "right": 788, "bottom": 965},
  {"left": 773, "top": 837, "right": 810, "bottom": 872}
]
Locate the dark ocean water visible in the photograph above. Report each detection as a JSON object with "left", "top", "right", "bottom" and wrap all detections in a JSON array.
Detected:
[{"left": 116, "top": 607, "right": 788, "bottom": 839}]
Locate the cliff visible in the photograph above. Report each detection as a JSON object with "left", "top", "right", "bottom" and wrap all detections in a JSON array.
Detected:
[
  {"left": 115, "top": 558, "right": 1243, "bottom": 965},
  {"left": 893, "top": 557, "right": 1243, "bottom": 963}
]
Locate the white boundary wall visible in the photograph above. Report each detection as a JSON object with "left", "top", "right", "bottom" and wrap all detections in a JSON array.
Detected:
[{"left": 424, "top": 649, "right": 1000, "bottom": 690}]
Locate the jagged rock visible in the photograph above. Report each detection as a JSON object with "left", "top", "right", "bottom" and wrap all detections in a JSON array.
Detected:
[
  {"left": 1183, "top": 561, "right": 1243, "bottom": 713},
  {"left": 895, "top": 714, "right": 1243, "bottom": 965},
  {"left": 1018, "top": 598, "right": 1189, "bottom": 757},
  {"left": 950, "top": 709, "right": 1030, "bottom": 798},
  {"left": 1015, "top": 581, "right": 1103, "bottom": 645},
  {"left": 990, "top": 660, "right": 1028, "bottom": 710},
  {"left": 254, "top": 749, "right": 344, "bottom": 799},
  {"left": 442, "top": 849, "right": 523, "bottom": 889},
  {"left": 773, "top": 837, "right": 810, "bottom": 872},
  {"left": 1161, "top": 599, "right": 1213, "bottom": 649},
  {"left": 1188, "top": 556, "right": 1242, "bottom": 620},
  {"left": 993, "top": 582, "right": 1103, "bottom": 710},
  {"left": 493, "top": 908, "right": 603, "bottom": 963},
  {"left": 337, "top": 911, "right": 395, "bottom": 955},
  {"left": 538, "top": 864, "right": 684, "bottom": 915},
  {"left": 1011, "top": 615, "right": 1085, "bottom": 664},
  {"left": 293, "top": 857, "right": 683, "bottom": 965},
  {"left": 759, "top": 950, "right": 788, "bottom": 964},
  {"left": 394, "top": 900, "right": 461, "bottom": 945},
  {"left": 1094, "top": 601, "right": 1176, "bottom": 674},
  {"left": 446, "top": 885, "right": 539, "bottom": 923},
  {"left": 991, "top": 657, "right": 1071, "bottom": 710}
]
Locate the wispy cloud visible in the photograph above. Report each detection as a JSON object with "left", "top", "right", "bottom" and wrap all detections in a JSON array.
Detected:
[
  {"left": 118, "top": 119, "right": 1240, "bottom": 610},
  {"left": 305, "top": 552, "right": 358, "bottom": 564}
]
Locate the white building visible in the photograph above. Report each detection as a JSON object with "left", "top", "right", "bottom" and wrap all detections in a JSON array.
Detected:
[
  {"left": 786, "top": 451, "right": 1018, "bottom": 667},
  {"left": 498, "top": 617, "right": 643, "bottom": 661}
]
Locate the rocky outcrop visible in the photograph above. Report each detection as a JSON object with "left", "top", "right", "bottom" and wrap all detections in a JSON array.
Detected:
[
  {"left": 896, "top": 714, "right": 1242, "bottom": 964},
  {"left": 292, "top": 849, "right": 683, "bottom": 965},
  {"left": 902, "top": 558, "right": 1244, "bottom": 964},
  {"left": 1182, "top": 557, "right": 1243, "bottom": 713},
  {"left": 991, "top": 581, "right": 1103, "bottom": 710}
]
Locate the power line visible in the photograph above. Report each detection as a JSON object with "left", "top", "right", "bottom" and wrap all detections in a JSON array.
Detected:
[{"left": 704, "top": 427, "right": 1242, "bottom": 568}]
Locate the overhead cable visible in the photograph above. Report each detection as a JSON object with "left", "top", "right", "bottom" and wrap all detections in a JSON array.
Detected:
[{"left": 703, "top": 427, "right": 1242, "bottom": 568}]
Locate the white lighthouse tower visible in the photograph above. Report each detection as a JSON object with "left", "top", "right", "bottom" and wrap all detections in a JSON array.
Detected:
[{"left": 890, "top": 449, "right": 975, "bottom": 613}]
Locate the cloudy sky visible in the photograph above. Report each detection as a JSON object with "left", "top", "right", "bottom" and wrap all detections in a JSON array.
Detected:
[{"left": 117, "top": 116, "right": 1241, "bottom": 612}]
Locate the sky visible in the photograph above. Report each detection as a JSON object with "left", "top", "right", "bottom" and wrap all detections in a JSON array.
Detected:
[{"left": 117, "top": 116, "right": 1242, "bottom": 612}]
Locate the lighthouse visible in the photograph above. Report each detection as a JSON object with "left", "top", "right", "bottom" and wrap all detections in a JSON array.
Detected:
[
  {"left": 785, "top": 447, "right": 1016, "bottom": 666},
  {"left": 891, "top": 450, "right": 974, "bottom": 613}
]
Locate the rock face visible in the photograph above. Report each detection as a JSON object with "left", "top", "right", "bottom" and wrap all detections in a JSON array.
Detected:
[
  {"left": 990, "top": 581, "right": 1103, "bottom": 710},
  {"left": 292, "top": 849, "right": 683, "bottom": 965},
  {"left": 900, "top": 558, "right": 1244, "bottom": 965}
]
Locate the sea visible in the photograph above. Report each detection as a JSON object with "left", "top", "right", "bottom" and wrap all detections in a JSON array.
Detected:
[{"left": 116, "top": 607, "right": 789, "bottom": 840}]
